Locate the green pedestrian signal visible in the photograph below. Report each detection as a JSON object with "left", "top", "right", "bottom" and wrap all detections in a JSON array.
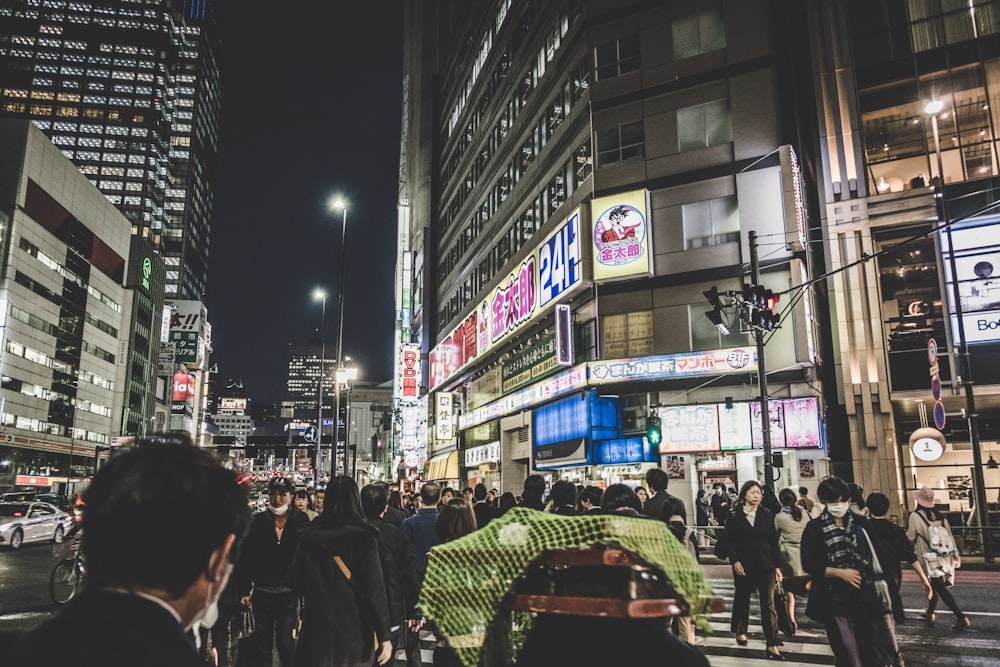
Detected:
[{"left": 646, "top": 414, "right": 662, "bottom": 447}]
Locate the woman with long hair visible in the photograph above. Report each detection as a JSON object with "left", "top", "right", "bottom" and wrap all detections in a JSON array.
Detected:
[
  {"left": 291, "top": 476, "right": 393, "bottom": 666},
  {"left": 774, "top": 488, "right": 809, "bottom": 635},
  {"left": 498, "top": 491, "right": 518, "bottom": 515},
  {"left": 907, "top": 486, "right": 969, "bottom": 629},
  {"left": 717, "top": 480, "right": 784, "bottom": 660}
]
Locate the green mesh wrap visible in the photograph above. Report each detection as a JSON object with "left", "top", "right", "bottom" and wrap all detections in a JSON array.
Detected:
[{"left": 419, "top": 508, "right": 714, "bottom": 667}]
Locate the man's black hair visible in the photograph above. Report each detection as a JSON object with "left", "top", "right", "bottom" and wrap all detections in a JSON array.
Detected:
[
  {"left": 645, "top": 468, "right": 669, "bottom": 493},
  {"left": 523, "top": 474, "right": 545, "bottom": 500},
  {"left": 866, "top": 492, "right": 890, "bottom": 517},
  {"left": 473, "top": 484, "right": 487, "bottom": 501},
  {"left": 81, "top": 434, "right": 250, "bottom": 599},
  {"left": 580, "top": 486, "right": 603, "bottom": 507},
  {"left": 799, "top": 486, "right": 809, "bottom": 496},
  {"left": 549, "top": 480, "right": 577, "bottom": 507},
  {"left": 817, "top": 476, "right": 851, "bottom": 504},
  {"left": 361, "top": 483, "right": 389, "bottom": 517},
  {"left": 601, "top": 484, "right": 642, "bottom": 513}
]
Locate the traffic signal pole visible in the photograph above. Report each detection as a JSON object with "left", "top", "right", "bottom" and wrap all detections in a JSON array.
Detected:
[{"left": 749, "top": 230, "right": 776, "bottom": 493}]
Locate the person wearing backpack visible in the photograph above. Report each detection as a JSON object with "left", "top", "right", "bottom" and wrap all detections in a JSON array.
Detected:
[{"left": 906, "top": 487, "right": 970, "bottom": 630}]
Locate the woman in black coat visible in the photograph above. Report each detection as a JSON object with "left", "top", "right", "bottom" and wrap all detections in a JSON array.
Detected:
[
  {"left": 291, "top": 477, "right": 394, "bottom": 667},
  {"left": 717, "top": 480, "right": 784, "bottom": 660}
]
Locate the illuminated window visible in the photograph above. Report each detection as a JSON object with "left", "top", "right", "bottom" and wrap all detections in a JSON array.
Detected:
[{"left": 678, "top": 100, "right": 732, "bottom": 152}]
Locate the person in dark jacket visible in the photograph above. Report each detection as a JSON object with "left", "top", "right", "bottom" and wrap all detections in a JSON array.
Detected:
[
  {"left": 717, "top": 480, "right": 784, "bottom": 660},
  {"left": 472, "top": 484, "right": 500, "bottom": 527},
  {"left": 291, "top": 476, "right": 393, "bottom": 667},
  {"left": 13, "top": 435, "right": 250, "bottom": 667},
  {"left": 376, "top": 482, "right": 407, "bottom": 527},
  {"left": 579, "top": 486, "right": 604, "bottom": 514},
  {"left": 521, "top": 475, "right": 547, "bottom": 511},
  {"left": 643, "top": 468, "right": 686, "bottom": 525},
  {"left": 801, "top": 477, "right": 902, "bottom": 667},
  {"left": 400, "top": 482, "right": 442, "bottom": 667},
  {"left": 235, "top": 476, "right": 310, "bottom": 667},
  {"left": 361, "top": 483, "right": 420, "bottom": 655},
  {"left": 601, "top": 483, "right": 643, "bottom": 516},
  {"left": 710, "top": 482, "right": 732, "bottom": 526},
  {"left": 547, "top": 480, "right": 578, "bottom": 516}
]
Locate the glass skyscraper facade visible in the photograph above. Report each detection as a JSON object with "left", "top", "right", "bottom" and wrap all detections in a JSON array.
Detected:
[{"left": 0, "top": 0, "right": 220, "bottom": 299}]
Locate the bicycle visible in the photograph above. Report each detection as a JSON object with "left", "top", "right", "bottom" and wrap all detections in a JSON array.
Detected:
[{"left": 50, "top": 543, "right": 85, "bottom": 605}]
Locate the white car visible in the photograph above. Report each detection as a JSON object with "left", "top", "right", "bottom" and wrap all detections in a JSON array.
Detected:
[{"left": 0, "top": 501, "right": 72, "bottom": 549}]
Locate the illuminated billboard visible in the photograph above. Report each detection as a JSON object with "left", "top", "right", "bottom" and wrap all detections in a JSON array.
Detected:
[
  {"left": 429, "top": 208, "right": 585, "bottom": 390},
  {"left": 590, "top": 190, "right": 653, "bottom": 282}
]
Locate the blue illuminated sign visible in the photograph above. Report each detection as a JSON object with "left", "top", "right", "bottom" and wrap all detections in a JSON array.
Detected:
[{"left": 593, "top": 437, "right": 656, "bottom": 465}]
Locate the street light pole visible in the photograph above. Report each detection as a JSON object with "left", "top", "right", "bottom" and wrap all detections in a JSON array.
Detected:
[
  {"left": 926, "top": 101, "right": 994, "bottom": 562},
  {"left": 313, "top": 289, "right": 328, "bottom": 481},
  {"left": 331, "top": 200, "right": 349, "bottom": 477}
]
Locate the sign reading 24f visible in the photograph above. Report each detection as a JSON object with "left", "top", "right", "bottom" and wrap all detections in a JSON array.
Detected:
[
  {"left": 538, "top": 209, "right": 580, "bottom": 308},
  {"left": 430, "top": 208, "right": 587, "bottom": 390}
]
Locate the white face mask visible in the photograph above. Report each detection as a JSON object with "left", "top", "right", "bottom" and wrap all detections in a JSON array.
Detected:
[
  {"left": 269, "top": 503, "right": 289, "bottom": 516},
  {"left": 188, "top": 562, "right": 233, "bottom": 630},
  {"left": 826, "top": 501, "right": 850, "bottom": 518}
]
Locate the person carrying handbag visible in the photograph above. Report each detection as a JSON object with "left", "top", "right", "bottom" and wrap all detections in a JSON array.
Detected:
[{"left": 906, "top": 487, "right": 970, "bottom": 630}]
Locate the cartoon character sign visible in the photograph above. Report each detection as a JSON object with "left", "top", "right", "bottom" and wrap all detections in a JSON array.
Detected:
[{"left": 594, "top": 204, "right": 646, "bottom": 267}]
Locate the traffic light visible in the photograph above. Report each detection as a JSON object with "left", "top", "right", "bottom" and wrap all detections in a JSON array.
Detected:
[
  {"left": 703, "top": 286, "right": 728, "bottom": 334},
  {"left": 646, "top": 414, "right": 662, "bottom": 447},
  {"left": 744, "top": 284, "right": 781, "bottom": 332}
]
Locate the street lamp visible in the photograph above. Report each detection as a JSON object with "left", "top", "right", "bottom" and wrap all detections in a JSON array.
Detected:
[
  {"left": 329, "top": 197, "right": 349, "bottom": 477},
  {"left": 336, "top": 360, "right": 360, "bottom": 478},
  {"left": 925, "top": 100, "right": 994, "bottom": 562},
  {"left": 313, "top": 288, "right": 328, "bottom": 480}
]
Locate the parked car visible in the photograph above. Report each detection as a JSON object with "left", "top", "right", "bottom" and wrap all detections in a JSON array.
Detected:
[
  {"left": 0, "top": 492, "right": 63, "bottom": 507},
  {"left": 0, "top": 501, "right": 72, "bottom": 549}
]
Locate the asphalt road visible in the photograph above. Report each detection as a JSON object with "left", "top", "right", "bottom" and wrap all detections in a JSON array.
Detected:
[{"left": 2, "top": 548, "right": 998, "bottom": 664}]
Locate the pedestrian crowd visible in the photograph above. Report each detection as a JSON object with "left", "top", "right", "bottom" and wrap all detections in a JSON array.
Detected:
[{"left": 10, "top": 435, "right": 974, "bottom": 667}]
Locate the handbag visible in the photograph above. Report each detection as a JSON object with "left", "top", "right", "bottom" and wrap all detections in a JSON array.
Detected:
[
  {"left": 237, "top": 600, "right": 255, "bottom": 639},
  {"left": 859, "top": 527, "right": 893, "bottom": 614},
  {"left": 333, "top": 555, "right": 379, "bottom": 654}
]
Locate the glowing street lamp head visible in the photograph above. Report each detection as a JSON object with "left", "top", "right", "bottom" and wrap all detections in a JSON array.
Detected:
[
  {"left": 329, "top": 196, "right": 347, "bottom": 212},
  {"left": 925, "top": 100, "right": 944, "bottom": 115},
  {"left": 313, "top": 287, "right": 327, "bottom": 302}
]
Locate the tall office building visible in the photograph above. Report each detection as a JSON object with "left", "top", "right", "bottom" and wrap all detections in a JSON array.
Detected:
[
  {"left": 396, "top": 1, "right": 833, "bottom": 497},
  {"left": 396, "top": 0, "right": 1000, "bottom": 525},
  {"left": 808, "top": 0, "right": 1000, "bottom": 524},
  {"left": 0, "top": 0, "right": 221, "bottom": 300},
  {"left": 0, "top": 119, "right": 135, "bottom": 495},
  {"left": 286, "top": 341, "right": 334, "bottom": 427}
]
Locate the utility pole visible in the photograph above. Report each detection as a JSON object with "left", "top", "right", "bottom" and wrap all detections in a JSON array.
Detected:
[{"left": 749, "top": 230, "right": 776, "bottom": 493}]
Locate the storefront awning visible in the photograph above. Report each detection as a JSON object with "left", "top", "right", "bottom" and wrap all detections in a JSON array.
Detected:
[{"left": 425, "top": 451, "right": 460, "bottom": 481}]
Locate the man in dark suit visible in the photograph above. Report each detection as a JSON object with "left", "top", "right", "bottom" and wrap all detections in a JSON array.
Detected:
[
  {"left": 362, "top": 484, "right": 420, "bottom": 663},
  {"left": 13, "top": 434, "right": 250, "bottom": 667},
  {"left": 401, "top": 481, "right": 442, "bottom": 667},
  {"left": 521, "top": 475, "right": 547, "bottom": 511},
  {"left": 472, "top": 484, "right": 500, "bottom": 528}
]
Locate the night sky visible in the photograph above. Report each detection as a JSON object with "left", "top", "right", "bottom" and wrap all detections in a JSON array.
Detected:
[{"left": 208, "top": 4, "right": 405, "bottom": 406}]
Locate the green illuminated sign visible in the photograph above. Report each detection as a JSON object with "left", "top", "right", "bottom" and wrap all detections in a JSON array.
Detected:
[{"left": 141, "top": 256, "right": 152, "bottom": 290}]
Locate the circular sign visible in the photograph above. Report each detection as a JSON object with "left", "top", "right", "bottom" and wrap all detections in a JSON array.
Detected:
[
  {"left": 912, "top": 437, "right": 945, "bottom": 462},
  {"left": 933, "top": 400, "right": 947, "bottom": 430},
  {"left": 927, "top": 338, "right": 938, "bottom": 364},
  {"left": 931, "top": 375, "right": 942, "bottom": 401},
  {"left": 302, "top": 425, "right": 318, "bottom": 443},
  {"left": 404, "top": 452, "right": 419, "bottom": 468}
]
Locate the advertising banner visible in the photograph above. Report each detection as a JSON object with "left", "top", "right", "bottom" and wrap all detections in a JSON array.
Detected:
[
  {"left": 435, "top": 392, "right": 454, "bottom": 441},
  {"left": 589, "top": 347, "right": 756, "bottom": 385},
  {"left": 458, "top": 364, "right": 588, "bottom": 430},
  {"left": 657, "top": 405, "right": 721, "bottom": 453},
  {"left": 157, "top": 341, "right": 175, "bottom": 376},
  {"left": 591, "top": 190, "right": 652, "bottom": 282},
  {"left": 718, "top": 401, "right": 753, "bottom": 451},
  {"left": 467, "top": 367, "right": 501, "bottom": 409},
  {"left": 502, "top": 334, "right": 558, "bottom": 393},
  {"left": 399, "top": 344, "right": 421, "bottom": 402},
  {"left": 465, "top": 441, "right": 501, "bottom": 468},
  {"left": 429, "top": 209, "right": 584, "bottom": 390}
]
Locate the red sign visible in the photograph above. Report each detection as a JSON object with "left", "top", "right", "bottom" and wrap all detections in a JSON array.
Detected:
[
  {"left": 400, "top": 344, "right": 420, "bottom": 400},
  {"left": 172, "top": 371, "right": 194, "bottom": 403},
  {"left": 15, "top": 475, "right": 50, "bottom": 486}
]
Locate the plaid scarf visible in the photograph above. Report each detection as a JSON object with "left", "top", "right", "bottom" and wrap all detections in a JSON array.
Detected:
[{"left": 818, "top": 509, "right": 874, "bottom": 578}]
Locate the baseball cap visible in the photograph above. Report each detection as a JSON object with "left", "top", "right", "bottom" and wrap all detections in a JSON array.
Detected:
[
  {"left": 914, "top": 486, "right": 936, "bottom": 509},
  {"left": 268, "top": 477, "right": 293, "bottom": 494}
]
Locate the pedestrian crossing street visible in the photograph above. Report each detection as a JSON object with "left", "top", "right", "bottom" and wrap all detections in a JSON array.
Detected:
[{"left": 394, "top": 576, "right": 1000, "bottom": 666}]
